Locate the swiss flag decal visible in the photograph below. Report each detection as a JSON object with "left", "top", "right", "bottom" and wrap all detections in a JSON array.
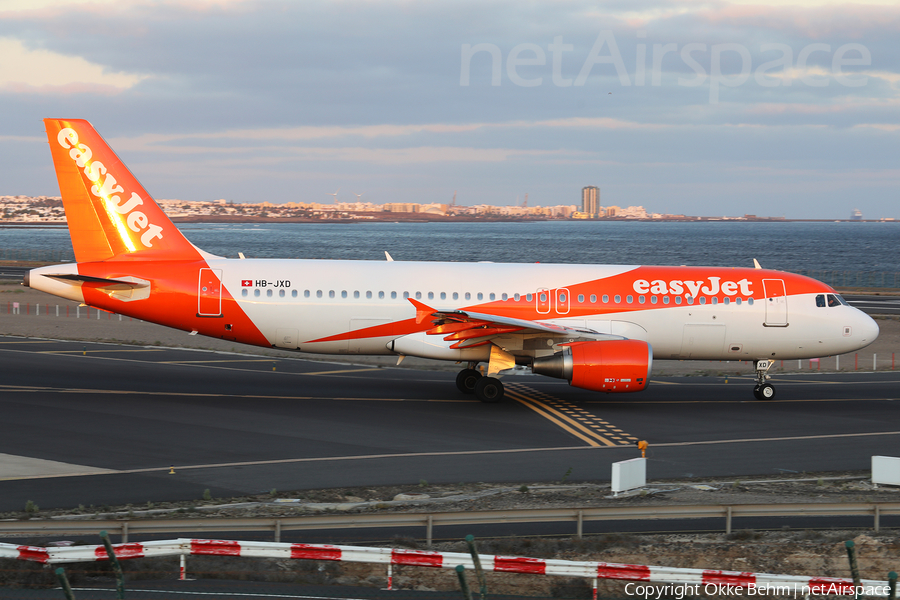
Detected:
[{"left": 241, "top": 280, "right": 252, "bottom": 287}]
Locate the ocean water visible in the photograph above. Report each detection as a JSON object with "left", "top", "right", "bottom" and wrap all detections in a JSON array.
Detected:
[{"left": 1, "top": 220, "right": 897, "bottom": 275}]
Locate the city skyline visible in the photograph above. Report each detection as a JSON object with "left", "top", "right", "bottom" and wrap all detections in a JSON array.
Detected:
[{"left": 0, "top": 1, "right": 897, "bottom": 219}]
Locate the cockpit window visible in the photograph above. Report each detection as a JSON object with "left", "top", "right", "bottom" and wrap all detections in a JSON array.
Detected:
[
  {"left": 827, "top": 294, "right": 841, "bottom": 307},
  {"left": 816, "top": 294, "right": 826, "bottom": 308},
  {"left": 834, "top": 294, "right": 849, "bottom": 305}
]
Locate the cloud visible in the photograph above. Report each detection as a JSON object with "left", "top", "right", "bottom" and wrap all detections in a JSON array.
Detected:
[{"left": 0, "top": 37, "right": 147, "bottom": 93}]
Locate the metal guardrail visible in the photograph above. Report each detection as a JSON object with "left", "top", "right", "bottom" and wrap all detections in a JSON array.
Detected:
[{"left": 2, "top": 502, "right": 898, "bottom": 546}]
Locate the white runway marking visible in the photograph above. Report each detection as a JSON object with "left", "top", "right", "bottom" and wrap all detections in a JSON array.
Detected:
[{"left": 0, "top": 453, "right": 115, "bottom": 480}]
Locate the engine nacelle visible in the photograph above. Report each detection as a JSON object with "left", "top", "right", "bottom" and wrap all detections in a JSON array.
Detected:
[{"left": 532, "top": 340, "right": 652, "bottom": 393}]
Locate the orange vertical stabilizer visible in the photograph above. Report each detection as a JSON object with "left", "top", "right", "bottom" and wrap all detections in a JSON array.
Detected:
[{"left": 43, "top": 118, "right": 202, "bottom": 263}]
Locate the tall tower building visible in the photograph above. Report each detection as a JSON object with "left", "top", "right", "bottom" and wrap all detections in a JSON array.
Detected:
[{"left": 581, "top": 186, "right": 600, "bottom": 218}]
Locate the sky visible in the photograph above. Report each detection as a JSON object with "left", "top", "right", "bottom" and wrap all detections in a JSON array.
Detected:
[{"left": 0, "top": 0, "right": 897, "bottom": 219}]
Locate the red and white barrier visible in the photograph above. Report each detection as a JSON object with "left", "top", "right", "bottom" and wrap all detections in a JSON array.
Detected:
[{"left": 0, "top": 538, "right": 891, "bottom": 596}]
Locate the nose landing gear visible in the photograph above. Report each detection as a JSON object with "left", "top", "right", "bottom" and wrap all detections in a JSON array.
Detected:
[{"left": 753, "top": 359, "right": 775, "bottom": 400}]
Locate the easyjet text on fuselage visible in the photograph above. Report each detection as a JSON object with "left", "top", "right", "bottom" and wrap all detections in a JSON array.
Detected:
[{"left": 632, "top": 276, "right": 753, "bottom": 298}]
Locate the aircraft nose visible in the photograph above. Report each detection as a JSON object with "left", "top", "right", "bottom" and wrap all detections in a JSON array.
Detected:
[{"left": 855, "top": 310, "right": 879, "bottom": 345}]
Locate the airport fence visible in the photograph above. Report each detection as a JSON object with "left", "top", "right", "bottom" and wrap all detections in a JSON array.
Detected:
[
  {"left": 0, "top": 248, "right": 74, "bottom": 263},
  {"left": 0, "top": 536, "right": 896, "bottom": 599}
]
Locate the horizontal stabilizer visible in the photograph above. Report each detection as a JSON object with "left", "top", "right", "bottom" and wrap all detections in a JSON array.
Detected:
[{"left": 43, "top": 273, "right": 149, "bottom": 290}]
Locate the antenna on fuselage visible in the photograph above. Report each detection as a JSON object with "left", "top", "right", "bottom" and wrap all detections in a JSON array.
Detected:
[
  {"left": 385, "top": 251, "right": 394, "bottom": 261},
  {"left": 753, "top": 258, "right": 762, "bottom": 269}
]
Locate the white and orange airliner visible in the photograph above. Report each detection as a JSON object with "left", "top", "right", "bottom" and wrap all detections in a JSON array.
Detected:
[{"left": 26, "top": 119, "right": 879, "bottom": 402}]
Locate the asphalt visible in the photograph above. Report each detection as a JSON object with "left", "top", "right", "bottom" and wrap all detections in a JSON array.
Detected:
[{"left": 1, "top": 337, "right": 898, "bottom": 513}]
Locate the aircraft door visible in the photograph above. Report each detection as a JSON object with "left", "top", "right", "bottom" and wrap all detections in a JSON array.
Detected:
[
  {"left": 198, "top": 268, "right": 223, "bottom": 317},
  {"left": 763, "top": 279, "right": 787, "bottom": 326},
  {"left": 536, "top": 288, "right": 551, "bottom": 314},
  {"left": 555, "top": 288, "right": 570, "bottom": 314}
]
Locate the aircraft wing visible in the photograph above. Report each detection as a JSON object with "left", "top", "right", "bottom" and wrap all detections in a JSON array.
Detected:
[{"left": 408, "top": 298, "right": 625, "bottom": 348}]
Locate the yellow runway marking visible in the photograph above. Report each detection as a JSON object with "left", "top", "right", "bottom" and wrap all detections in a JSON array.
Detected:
[
  {"left": 509, "top": 393, "right": 603, "bottom": 447},
  {"left": 160, "top": 359, "right": 277, "bottom": 364},
  {"left": 301, "top": 368, "right": 380, "bottom": 376},
  {"left": 43, "top": 349, "right": 166, "bottom": 354},
  {"left": 506, "top": 383, "right": 639, "bottom": 447},
  {"left": 0, "top": 383, "right": 469, "bottom": 403}
]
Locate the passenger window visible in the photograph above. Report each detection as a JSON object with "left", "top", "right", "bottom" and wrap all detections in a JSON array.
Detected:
[
  {"left": 748, "top": 298, "right": 754, "bottom": 305},
  {"left": 465, "top": 292, "right": 471, "bottom": 300},
  {"left": 686, "top": 296, "right": 694, "bottom": 305},
  {"left": 279, "top": 289, "right": 285, "bottom": 298},
  {"left": 699, "top": 297, "right": 706, "bottom": 305},
  {"left": 578, "top": 294, "right": 584, "bottom": 303},
  {"left": 650, "top": 296, "right": 657, "bottom": 304},
  {"left": 638, "top": 295, "right": 645, "bottom": 304},
  {"left": 626, "top": 295, "right": 633, "bottom": 303},
  {"left": 378, "top": 291, "right": 384, "bottom": 299},
  {"left": 365, "top": 291, "right": 372, "bottom": 299},
  {"left": 340, "top": 290, "right": 347, "bottom": 298},
  {"left": 514, "top": 293, "right": 521, "bottom": 301},
  {"left": 710, "top": 297, "right": 717, "bottom": 305},
  {"left": 590, "top": 294, "right": 596, "bottom": 303},
  {"left": 501, "top": 293, "right": 508, "bottom": 300},
  {"left": 663, "top": 296, "right": 669, "bottom": 305},
  {"left": 602, "top": 294, "right": 608, "bottom": 303},
  {"left": 415, "top": 292, "right": 422, "bottom": 299},
  {"left": 477, "top": 293, "right": 483, "bottom": 301},
  {"left": 391, "top": 291, "right": 397, "bottom": 299},
  {"left": 735, "top": 297, "right": 741, "bottom": 305},
  {"left": 489, "top": 293, "right": 495, "bottom": 300},
  {"left": 316, "top": 290, "right": 323, "bottom": 298},
  {"left": 254, "top": 289, "right": 260, "bottom": 297},
  {"left": 267, "top": 289, "right": 273, "bottom": 297},
  {"left": 452, "top": 292, "right": 459, "bottom": 300},
  {"left": 304, "top": 290, "right": 310, "bottom": 298},
  {"left": 614, "top": 295, "right": 621, "bottom": 303},
  {"left": 675, "top": 296, "right": 682, "bottom": 305},
  {"left": 816, "top": 294, "right": 826, "bottom": 307},
  {"left": 539, "top": 292, "right": 547, "bottom": 302},
  {"left": 526, "top": 293, "right": 533, "bottom": 302},
  {"left": 241, "top": 289, "right": 248, "bottom": 297},
  {"left": 722, "top": 297, "right": 728, "bottom": 305},
  {"left": 353, "top": 291, "right": 360, "bottom": 299},
  {"left": 403, "top": 291, "right": 410, "bottom": 298},
  {"left": 440, "top": 292, "right": 446, "bottom": 300},
  {"left": 329, "top": 290, "right": 336, "bottom": 298}
]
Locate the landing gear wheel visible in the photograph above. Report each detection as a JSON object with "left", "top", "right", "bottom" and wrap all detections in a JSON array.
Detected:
[
  {"left": 757, "top": 383, "right": 776, "bottom": 400},
  {"left": 753, "top": 359, "right": 775, "bottom": 400},
  {"left": 474, "top": 377, "right": 504, "bottom": 403},
  {"left": 456, "top": 368, "right": 482, "bottom": 394}
]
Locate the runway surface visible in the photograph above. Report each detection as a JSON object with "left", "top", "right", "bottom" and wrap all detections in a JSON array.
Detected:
[{"left": 0, "top": 336, "right": 898, "bottom": 512}]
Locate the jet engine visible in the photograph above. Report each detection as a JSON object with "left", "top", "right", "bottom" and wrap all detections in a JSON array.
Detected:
[{"left": 531, "top": 339, "right": 652, "bottom": 393}]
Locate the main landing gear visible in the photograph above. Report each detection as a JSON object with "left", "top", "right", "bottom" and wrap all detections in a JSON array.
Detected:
[
  {"left": 456, "top": 364, "right": 504, "bottom": 403},
  {"left": 753, "top": 359, "right": 775, "bottom": 400}
]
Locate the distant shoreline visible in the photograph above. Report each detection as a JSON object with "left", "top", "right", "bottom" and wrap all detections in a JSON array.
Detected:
[{"left": 0, "top": 216, "right": 895, "bottom": 226}]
